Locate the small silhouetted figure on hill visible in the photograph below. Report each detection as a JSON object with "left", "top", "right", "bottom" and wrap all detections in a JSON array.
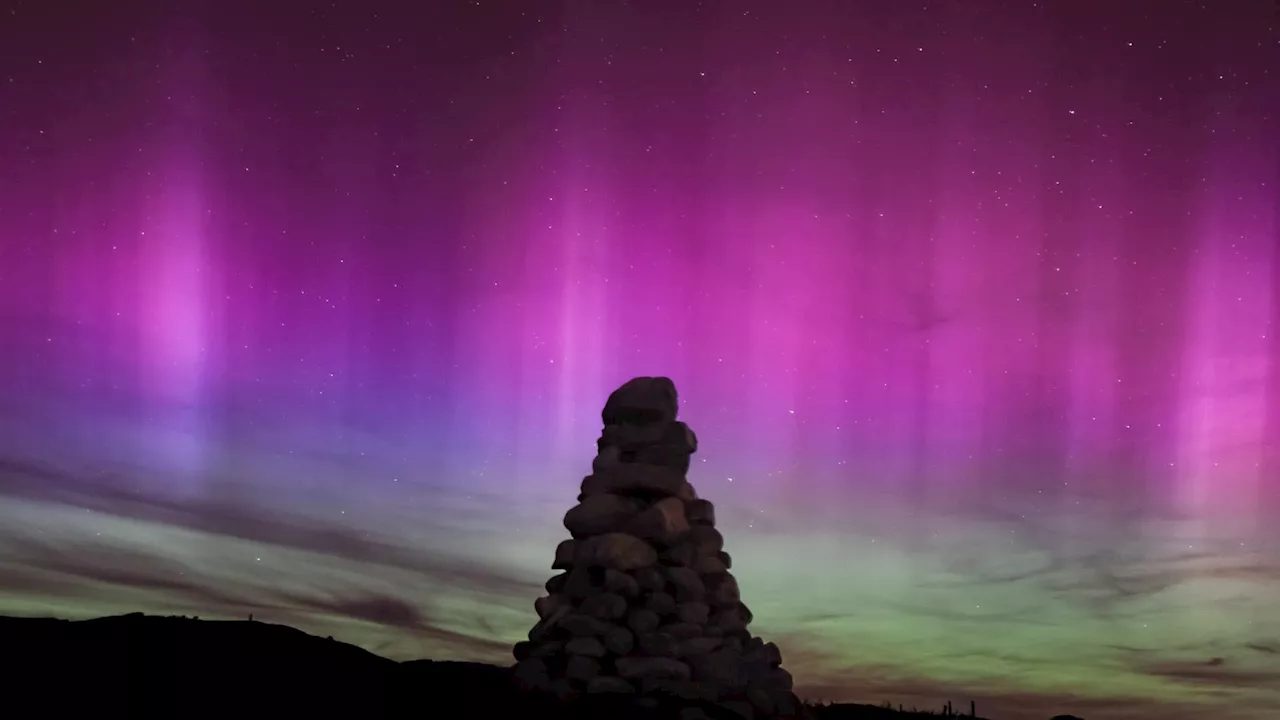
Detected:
[{"left": 249, "top": 613, "right": 254, "bottom": 621}]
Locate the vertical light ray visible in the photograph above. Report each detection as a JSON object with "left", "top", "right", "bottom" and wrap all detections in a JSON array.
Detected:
[
  {"left": 1174, "top": 180, "right": 1274, "bottom": 524},
  {"left": 131, "top": 8, "right": 217, "bottom": 493},
  {"left": 553, "top": 196, "right": 610, "bottom": 465},
  {"left": 136, "top": 156, "right": 214, "bottom": 490}
]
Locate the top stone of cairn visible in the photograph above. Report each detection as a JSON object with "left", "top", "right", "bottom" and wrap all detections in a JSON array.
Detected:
[{"left": 601, "top": 376, "right": 679, "bottom": 427}]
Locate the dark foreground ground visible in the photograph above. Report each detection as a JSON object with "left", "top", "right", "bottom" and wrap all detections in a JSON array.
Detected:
[{"left": 0, "top": 613, "right": 1013, "bottom": 720}]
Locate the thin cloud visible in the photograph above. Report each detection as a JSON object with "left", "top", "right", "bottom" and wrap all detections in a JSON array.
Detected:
[
  {"left": 0, "top": 454, "right": 541, "bottom": 600},
  {"left": 1140, "top": 658, "right": 1280, "bottom": 690}
]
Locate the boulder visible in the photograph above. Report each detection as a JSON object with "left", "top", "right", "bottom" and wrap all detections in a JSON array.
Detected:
[
  {"left": 592, "top": 445, "right": 623, "bottom": 473},
  {"left": 678, "top": 636, "right": 723, "bottom": 656},
  {"left": 760, "top": 642, "right": 782, "bottom": 667},
  {"left": 512, "top": 657, "right": 552, "bottom": 692},
  {"left": 545, "top": 572, "right": 567, "bottom": 594},
  {"left": 564, "top": 636, "right": 607, "bottom": 658},
  {"left": 586, "top": 676, "right": 634, "bottom": 694},
  {"left": 664, "top": 566, "right": 706, "bottom": 601},
  {"left": 661, "top": 541, "right": 697, "bottom": 567},
  {"left": 633, "top": 567, "right": 666, "bottom": 592},
  {"left": 565, "top": 654, "right": 601, "bottom": 682},
  {"left": 576, "top": 533, "right": 658, "bottom": 571},
  {"left": 561, "top": 613, "right": 611, "bottom": 637},
  {"left": 690, "top": 525, "right": 724, "bottom": 555},
  {"left": 602, "top": 626, "right": 635, "bottom": 655},
  {"left": 629, "top": 496, "right": 691, "bottom": 545},
  {"left": 660, "top": 622, "right": 703, "bottom": 640},
  {"left": 615, "top": 656, "right": 692, "bottom": 682},
  {"left": 600, "top": 422, "right": 668, "bottom": 449},
  {"left": 513, "top": 640, "right": 532, "bottom": 661},
  {"left": 630, "top": 421, "right": 699, "bottom": 472},
  {"left": 711, "top": 608, "right": 748, "bottom": 634},
  {"left": 601, "top": 376, "right": 679, "bottom": 426},
  {"left": 527, "top": 641, "right": 563, "bottom": 659},
  {"left": 768, "top": 666, "right": 793, "bottom": 690},
  {"left": 627, "top": 608, "right": 661, "bottom": 635},
  {"left": 637, "top": 632, "right": 679, "bottom": 657},
  {"left": 688, "top": 649, "right": 741, "bottom": 685},
  {"left": 550, "top": 677, "right": 577, "bottom": 702},
  {"left": 645, "top": 591, "right": 677, "bottom": 616},
  {"left": 694, "top": 554, "right": 729, "bottom": 574},
  {"left": 565, "top": 494, "right": 643, "bottom": 537},
  {"left": 644, "top": 678, "right": 719, "bottom": 703},
  {"left": 708, "top": 574, "right": 741, "bottom": 607},
  {"left": 604, "top": 568, "right": 640, "bottom": 596},
  {"left": 563, "top": 568, "right": 598, "bottom": 600},
  {"left": 580, "top": 592, "right": 628, "bottom": 620},
  {"left": 747, "top": 686, "right": 777, "bottom": 715},
  {"left": 581, "top": 464, "right": 690, "bottom": 499},
  {"left": 528, "top": 603, "right": 570, "bottom": 642},
  {"left": 675, "top": 601, "right": 710, "bottom": 625},
  {"left": 686, "top": 498, "right": 716, "bottom": 526},
  {"left": 534, "top": 594, "right": 568, "bottom": 619},
  {"left": 553, "top": 539, "right": 576, "bottom": 569}
]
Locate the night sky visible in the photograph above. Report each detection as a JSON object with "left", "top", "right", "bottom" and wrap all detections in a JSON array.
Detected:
[{"left": 1, "top": 1, "right": 1277, "bottom": 718}]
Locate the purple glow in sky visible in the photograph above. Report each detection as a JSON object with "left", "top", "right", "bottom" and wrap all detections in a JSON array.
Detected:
[{"left": 1, "top": 2, "right": 1278, "bottom": 719}]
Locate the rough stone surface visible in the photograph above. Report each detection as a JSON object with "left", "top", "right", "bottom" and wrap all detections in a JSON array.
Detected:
[
  {"left": 686, "top": 498, "right": 716, "bottom": 526},
  {"left": 627, "top": 496, "right": 690, "bottom": 544},
  {"left": 514, "top": 377, "right": 806, "bottom": 720},
  {"left": 553, "top": 539, "right": 576, "bottom": 569},
  {"left": 580, "top": 465, "right": 690, "bottom": 499},
  {"left": 534, "top": 594, "right": 568, "bottom": 619},
  {"left": 601, "top": 376, "right": 679, "bottom": 426},
  {"left": 565, "top": 494, "right": 645, "bottom": 537},
  {"left": 576, "top": 532, "right": 659, "bottom": 571}
]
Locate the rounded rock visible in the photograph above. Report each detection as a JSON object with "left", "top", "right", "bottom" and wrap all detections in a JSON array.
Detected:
[
  {"left": 602, "top": 626, "right": 636, "bottom": 655},
  {"left": 565, "top": 654, "right": 601, "bottom": 682},
  {"left": 553, "top": 539, "right": 576, "bottom": 569},
  {"left": 686, "top": 498, "right": 716, "bottom": 526},
  {"left": 615, "top": 656, "right": 692, "bottom": 682},
  {"left": 663, "top": 566, "right": 706, "bottom": 602},
  {"left": 604, "top": 568, "right": 640, "bottom": 596},
  {"left": 689, "top": 525, "right": 724, "bottom": 555},
  {"left": 565, "top": 494, "right": 643, "bottom": 538},
  {"left": 577, "top": 532, "right": 659, "bottom": 571},
  {"left": 564, "top": 636, "right": 607, "bottom": 658},
  {"left": 580, "top": 591, "right": 628, "bottom": 620},
  {"left": 586, "top": 676, "right": 634, "bottom": 694},
  {"left": 645, "top": 591, "right": 677, "bottom": 616},
  {"left": 675, "top": 601, "right": 710, "bottom": 625},
  {"left": 627, "top": 608, "right": 661, "bottom": 635},
  {"left": 637, "top": 632, "right": 679, "bottom": 657}
]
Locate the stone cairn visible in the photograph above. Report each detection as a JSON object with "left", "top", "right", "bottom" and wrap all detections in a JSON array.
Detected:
[{"left": 512, "top": 377, "right": 806, "bottom": 720}]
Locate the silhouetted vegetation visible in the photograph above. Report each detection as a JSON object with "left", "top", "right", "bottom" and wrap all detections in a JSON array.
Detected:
[{"left": 1, "top": 613, "right": 1015, "bottom": 719}]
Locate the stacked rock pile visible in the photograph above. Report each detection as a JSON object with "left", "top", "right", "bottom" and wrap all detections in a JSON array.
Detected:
[{"left": 512, "top": 377, "right": 805, "bottom": 720}]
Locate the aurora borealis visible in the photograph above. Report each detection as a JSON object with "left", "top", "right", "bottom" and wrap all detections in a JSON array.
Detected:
[{"left": 1, "top": 1, "right": 1277, "bottom": 718}]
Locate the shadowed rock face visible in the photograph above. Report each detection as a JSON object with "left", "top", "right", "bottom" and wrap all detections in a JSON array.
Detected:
[
  {"left": 602, "top": 377, "right": 679, "bottom": 427},
  {"left": 514, "top": 377, "right": 808, "bottom": 720},
  {"left": 595, "top": 377, "right": 696, "bottom": 474}
]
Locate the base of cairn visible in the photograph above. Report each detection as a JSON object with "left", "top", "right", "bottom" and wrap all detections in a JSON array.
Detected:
[{"left": 510, "top": 377, "right": 809, "bottom": 720}]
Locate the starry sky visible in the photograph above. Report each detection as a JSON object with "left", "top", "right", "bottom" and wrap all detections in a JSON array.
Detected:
[{"left": 0, "top": 1, "right": 1277, "bottom": 718}]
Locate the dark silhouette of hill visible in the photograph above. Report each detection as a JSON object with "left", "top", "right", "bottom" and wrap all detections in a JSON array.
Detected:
[{"left": 0, "top": 613, "right": 1003, "bottom": 720}]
